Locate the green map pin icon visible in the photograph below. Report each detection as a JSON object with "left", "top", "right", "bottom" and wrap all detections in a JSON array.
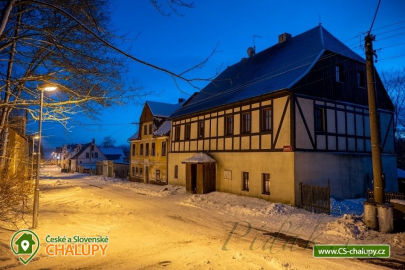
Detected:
[{"left": 10, "top": 229, "right": 40, "bottom": 265}]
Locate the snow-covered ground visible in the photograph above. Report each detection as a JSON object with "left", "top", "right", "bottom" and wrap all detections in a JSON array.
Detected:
[{"left": 0, "top": 166, "right": 404, "bottom": 269}]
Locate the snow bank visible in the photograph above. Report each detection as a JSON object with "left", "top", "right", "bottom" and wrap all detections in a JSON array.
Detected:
[
  {"left": 324, "top": 214, "right": 367, "bottom": 239},
  {"left": 180, "top": 192, "right": 295, "bottom": 218},
  {"left": 330, "top": 198, "right": 365, "bottom": 216}
]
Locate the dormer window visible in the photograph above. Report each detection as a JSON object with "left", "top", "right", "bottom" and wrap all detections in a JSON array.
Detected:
[{"left": 335, "top": 65, "right": 344, "bottom": 82}]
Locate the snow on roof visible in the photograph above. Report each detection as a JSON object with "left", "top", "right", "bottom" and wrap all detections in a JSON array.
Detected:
[
  {"left": 154, "top": 120, "right": 171, "bottom": 136},
  {"left": 182, "top": 152, "right": 216, "bottom": 164},
  {"left": 99, "top": 147, "right": 125, "bottom": 163},
  {"left": 172, "top": 25, "right": 365, "bottom": 118},
  {"left": 146, "top": 100, "right": 183, "bottom": 118}
]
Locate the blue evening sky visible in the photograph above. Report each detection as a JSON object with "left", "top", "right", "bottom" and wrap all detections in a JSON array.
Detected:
[{"left": 38, "top": 0, "right": 405, "bottom": 150}]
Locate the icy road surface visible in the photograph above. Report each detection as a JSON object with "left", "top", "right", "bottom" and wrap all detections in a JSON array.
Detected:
[{"left": 0, "top": 166, "right": 403, "bottom": 269}]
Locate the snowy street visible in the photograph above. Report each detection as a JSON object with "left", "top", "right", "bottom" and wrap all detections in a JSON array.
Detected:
[{"left": 0, "top": 166, "right": 404, "bottom": 269}]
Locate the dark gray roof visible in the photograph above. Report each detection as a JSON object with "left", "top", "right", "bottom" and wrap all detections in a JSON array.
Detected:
[
  {"left": 146, "top": 101, "right": 183, "bottom": 118},
  {"left": 70, "top": 143, "right": 90, "bottom": 159},
  {"left": 171, "top": 25, "right": 364, "bottom": 118}
]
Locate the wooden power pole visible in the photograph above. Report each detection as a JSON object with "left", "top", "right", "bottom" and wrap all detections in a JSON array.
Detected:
[{"left": 365, "top": 34, "right": 384, "bottom": 204}]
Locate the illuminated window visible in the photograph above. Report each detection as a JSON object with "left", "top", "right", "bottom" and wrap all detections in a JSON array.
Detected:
[
  {"left": 262, "top": 173, "right": 270, "bottom": 195},
  {"left": 242, "top": 172, "right": 249, "bottom": 191}
]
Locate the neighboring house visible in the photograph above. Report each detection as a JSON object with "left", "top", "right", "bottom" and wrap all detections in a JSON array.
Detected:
[
  {"left": 60, "top": 144, "right": 81, "bottom": 170},
  {"left": 1, "top": 112, "right": 29, "bottom": 178},
  {"left": 168, "top": 25, "right": 397, "bottom": 205},
  {"left": 129, "top": 100, "right": 184, "bottom": 184},
  {"left": 99, "top": 147, "right": 126, "bottom": 163},
  {"left": 69, "top": 139, "right": 106, "bottom": 172}
]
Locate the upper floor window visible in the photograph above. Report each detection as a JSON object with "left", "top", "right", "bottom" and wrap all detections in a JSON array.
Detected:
[
  {"left": 86, "top": 152, "right": 89, "bottom": 158},
  {"left": 261, "top": 107, "right": 272, "bottom": 132},
  {"left": 174, "top": 126, "right": 181, "bottom": 141},
  {"left": 145, "top": 143, "right": 149, "bottom": 156},
  {"left": 151, "top": 142, "right": 155, "bottom": 156},
  {"left": 315, "top": 106, "right": 327, "bottom": 133},
  {"left": 185, "top": 123, "right": 191, "bottom": 140},
  {"left": 132, "top": 144, "right": 135, "bottom": 156},
  {"left": 242, "top": 172, "right": 249, "bottom": 191},
  {"left": 225, "top": 115, "right": 234, "bottom": 136},
  {"left": 241, "top": 112, "right": 251, "bottom": 134},
  {"left": 335, "top": 65, "right": 344, "bottom": 82},
  {"left": 162, "top": 141, "right": 166, "bottom": 156},
  {"left": 357, "top": 71, "right": 365, "bottom": 88},
  {"left": 143, "top": 125, "right": 147, "bottom": 135},
  {"left": 149, "top": 124, "right": 153, "bottom": 134},
  {"left": 262, "top": 173, "right": 270, "bottom": 195},
  {"left": 95, "top": 152, "right": 98, "bottom": 159},
  {"left": 198, "top": 120, "right": 205, "bottom": 138},
  {"left": 140, "top": 144, "right": 144, "bottom": 155}
]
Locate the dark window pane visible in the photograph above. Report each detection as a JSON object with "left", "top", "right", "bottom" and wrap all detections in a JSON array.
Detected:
[{"left": 315, "top": 106, "right": 326, "bottom": 132}]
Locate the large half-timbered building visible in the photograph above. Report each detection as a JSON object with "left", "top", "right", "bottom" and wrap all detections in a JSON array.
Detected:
[{"left": 168, "top": 25, "right": 397, "bottom": 205}]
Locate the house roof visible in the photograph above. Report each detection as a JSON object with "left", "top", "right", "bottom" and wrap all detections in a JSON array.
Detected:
[
  {"left": 182, "top": 152, "right": 216, "bottom": 164},
  {"left": 154, "top": 120, "right": 171, "bottom": 136},
  {"left": 171, "top": 25, "right": 364, "bottom": 118},
  {"left": 146, "top": 101, "right": 183, "bottom": 118},
  {"left": 99, "top": 147, "right": 125, "bottom": 163},
  {"left": 128, "top": 132, "right": 139, "bottom": 141},
  {"left": 70, "top": 143, "right": 90, "bottom": 159}
]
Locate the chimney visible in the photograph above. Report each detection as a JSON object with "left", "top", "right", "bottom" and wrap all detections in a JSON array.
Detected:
[
  {"left": 278, "top": 32, "right": 292, "bottom": 44},
  {"left": 178, "top": 98, "right": 185, "bottom": 103},
  {"left": 247, "top": 46, "right": 255, "bottom": 57}
]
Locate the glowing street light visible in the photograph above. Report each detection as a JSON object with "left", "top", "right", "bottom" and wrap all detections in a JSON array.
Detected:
[{"left": 32, "top": 84, "right": 58, "bottom": 229}]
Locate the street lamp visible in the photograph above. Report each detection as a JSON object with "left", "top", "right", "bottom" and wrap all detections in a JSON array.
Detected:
[
  {"left": 32, "top": 84, "right": 57, "bottom": 229},
  {"left": 31, "top": 134, "right": 39, "bottom": 181}
]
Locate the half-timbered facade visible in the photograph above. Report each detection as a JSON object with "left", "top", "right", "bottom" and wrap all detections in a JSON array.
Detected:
[
  {"left": 168, "top": 25, "right": 397, "bottom": 205},
  {"left": 129, "top": 100, "right": 183, "bottom": 184}
]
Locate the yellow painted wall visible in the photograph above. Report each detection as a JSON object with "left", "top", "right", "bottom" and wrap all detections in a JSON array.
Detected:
[{"left": 168, "top": 152, "right": 295, "bottom": 205}]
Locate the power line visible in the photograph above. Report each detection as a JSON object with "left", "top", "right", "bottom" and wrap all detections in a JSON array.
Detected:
[{"left": 368, "top": 0, "right": 382, "bottom": 34}]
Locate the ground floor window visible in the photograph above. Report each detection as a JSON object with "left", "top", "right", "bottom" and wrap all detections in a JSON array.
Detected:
[
  {"left": 174, "top": 165, "right": 178, "bottom": 179},
  {"left": 140, "top": 167, "right": 143, "bottom": 176},
  {"left": 242, "top": 172, "right": 249, "bottom": 191},
  {"left": 135, "top": 167, "right": 138, "bottom": 175},
  {"left": 262, "top": 173, "right": 270, "bottom": 195},
  {"left": 156, "top": 170, "right": 160, "bottom": 181},
  {"left": 132, "top": 167, "right": 135, "bottom": 177}
]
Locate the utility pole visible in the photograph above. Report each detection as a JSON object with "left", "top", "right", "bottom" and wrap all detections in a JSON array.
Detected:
[{"left": 365, "top": 34, "right": 384, "bottom": 204}]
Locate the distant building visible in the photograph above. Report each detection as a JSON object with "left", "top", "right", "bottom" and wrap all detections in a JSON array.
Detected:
[
  {"left": 69, "top": 139, "right": 106, "bottom": 172},
  {"left": 168, "top": 25, "right": 397, "bottom": 204},
  {"left": 128, "top": 100, "right": 183, "bottom": 184}
]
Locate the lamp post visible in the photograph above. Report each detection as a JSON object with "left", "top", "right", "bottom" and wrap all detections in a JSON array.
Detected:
[
  {"left": 32, "top": 84, "right": 57, "bottom": 229},
  {"left": 31, "top": 134, "right": 39, "bottom": 181}
]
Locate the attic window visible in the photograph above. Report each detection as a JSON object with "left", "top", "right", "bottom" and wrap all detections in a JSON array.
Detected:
[
  {"left": 335, "top": 65, "right": 344, "bottom": 82},
  {"left": 357, "top": 71, "right": 365, "bottom": 88},
  {"left": 149, "top": 124, "right": 152, "bottom": 134}
]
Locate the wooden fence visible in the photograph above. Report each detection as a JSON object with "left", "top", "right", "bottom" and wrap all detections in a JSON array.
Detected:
[
  {"left": 299, "top": 182, "right": 330, "bottom": 214},
  {"left": 367, "top": 190, "right": 405, "bottom": 203}
]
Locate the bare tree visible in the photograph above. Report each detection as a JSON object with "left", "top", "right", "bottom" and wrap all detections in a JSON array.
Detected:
[{"left": 381, "top": 68, "right": 405, "bottom": 139}]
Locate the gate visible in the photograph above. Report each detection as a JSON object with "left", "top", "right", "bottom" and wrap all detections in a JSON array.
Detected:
[{"left": 299, "top": 181, "right": 330, "bottom": 214}]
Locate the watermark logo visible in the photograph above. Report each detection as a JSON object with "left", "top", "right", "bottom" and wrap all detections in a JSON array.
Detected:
[
  {"left": 10, "top": 229, "right": 40, "bottom": 265},
  {"left": 313, "top": 244, "right": 390, "bottom": 258}
]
